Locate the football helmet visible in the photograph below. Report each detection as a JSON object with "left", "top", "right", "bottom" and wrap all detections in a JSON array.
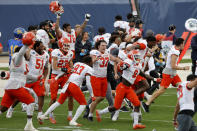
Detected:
[
  {"left": 128, "top": 50, "right": 141, "bottom": 64},
  {"left": 13, "top": 27, "right": 25, "bottom": 39},
  {"left": 22, "top": 32, "right": 36, "bottom": 46},
  {"left": 49, "top": 1, "right": 64, "bottom": 15},
  {"left": 58, "top": 38, "right": 70, "bottom": 53},
  {"left": 155, "top": 34, "right": 165, "bottom": 42},
  {"left": 185, "top": 18, "right": 197, "bottom": 33}
]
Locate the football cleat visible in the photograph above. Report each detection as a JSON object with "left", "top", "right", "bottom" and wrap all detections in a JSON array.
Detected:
[
  {"left": 24, "top": 122, "right": 39, "bottom": 131},
  {"left": 112, "top": 110, "right": 119, "bottom": 121},
  {"left": 83, "top": 106, "right": 90, "bottom": 119},
  {"left": 69, "top": 120, "right": 82, "bottom": 126},
  {"left": 49, "top": 115, "right": 56, "bottom": 124},
  {"left": 133, "top": 124, "right": 146, "bottom": 130},
  {"left": 120, "top": 106, "right": 130, "bottom": 112},
  {"left": 6, "top": 107, "right": 14, "bottom": 118},
  {"left": 96, "top": 110, "right": 101, "bottom": 122},
  {"left": 141, "top": 102, "right": 149, "bottom": 113},
  {"left": 67, "top": 116, "right": 72, "bottom": 121},
  {"left": 88, "top": 116, "right": 93, "bottom": 122}
]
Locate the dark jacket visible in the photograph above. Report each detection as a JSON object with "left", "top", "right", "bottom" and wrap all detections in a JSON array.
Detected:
[
  {"left": 74, "top": 37, "right": 92, "bottom": 62},
  {"left": 191, "top": 34, "right": 197, "bottom": 60}
]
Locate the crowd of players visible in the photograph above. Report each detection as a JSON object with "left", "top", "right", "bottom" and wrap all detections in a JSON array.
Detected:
[{"left": 0, "top": 1, "right": 197, "bottom": 131}]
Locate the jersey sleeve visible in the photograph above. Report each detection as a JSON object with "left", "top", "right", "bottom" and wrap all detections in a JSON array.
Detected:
[
  {"left": 86, "top": 66, "right": 93, "bottom": 76},
  {"left": 51, "top": 49, "right": 58, "bottom": 57},
  {"left": 44, "top": 52, "right": 50, "bottom": 68},
  {"left": 172, "top": 48, "right": 180, "bottom": 56},
  {"left": 90, "top": 50, "right": 100, "bottom": 56}
]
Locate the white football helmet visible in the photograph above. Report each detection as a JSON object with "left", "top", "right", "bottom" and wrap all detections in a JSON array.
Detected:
[{"left": 185, "top": 18, "right": 197, "bottom": 33}]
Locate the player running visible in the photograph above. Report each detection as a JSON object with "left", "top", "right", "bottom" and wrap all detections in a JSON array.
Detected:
[
  {"left": 48, "top": 37, "right": 74, "bottom": 124},
  {"left": 142, "top": 38, "right": 190, "bottom": 112},
  {"left": 39, "top": 56, "right": 94, "bottom": 126}
]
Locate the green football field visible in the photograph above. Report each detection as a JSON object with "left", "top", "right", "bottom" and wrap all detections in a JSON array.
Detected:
[{"left": 0, "top": 88, "right": 196, "bottom": 131}]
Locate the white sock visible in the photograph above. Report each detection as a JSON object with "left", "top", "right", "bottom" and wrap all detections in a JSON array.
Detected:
[
  {"left": 38, "top": 111, "right": 43, "bottom": 117},
  {"left": 44, "top": 102, "right": 60, "bottom": 116},
  {"left": 99, "top": 107, "right": 109, "bottom": 115},
  {"left": 133, "top": 112, "right": 139, "bottom": 126},
  {"left": 88, "top": 103, "right": 91, "bottom": 108},
  {"left": 68, "top": 111, "right": 72, "bottom": 117},
  {"left": 72, "top": 105, "right": 85, "bottom": 122},
  {"left": 0, "top": 111, "right": 2, "bottom": 115},
  {"left": 27, "top": 118, "right": 32, "bottom": 123},
  {"left": 88, "top": 113, "right": 93, "bottom": 117}
]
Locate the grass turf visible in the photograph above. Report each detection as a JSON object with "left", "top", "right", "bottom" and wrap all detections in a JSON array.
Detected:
[{"left": 0, "top": 88, "right": 196, "bottom": 131}]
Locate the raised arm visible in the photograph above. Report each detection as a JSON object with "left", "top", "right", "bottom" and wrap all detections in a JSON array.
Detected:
[
  {"left": 55, "top": 15, "right": 62, "bottom": 39},
  {"left": 76, "top": 14, "right": 91, "bottom": 36}
]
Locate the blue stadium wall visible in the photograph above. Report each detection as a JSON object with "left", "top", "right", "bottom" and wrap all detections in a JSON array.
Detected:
[{"left": 0, "top": 0, "right": 197, "bottom": 51}]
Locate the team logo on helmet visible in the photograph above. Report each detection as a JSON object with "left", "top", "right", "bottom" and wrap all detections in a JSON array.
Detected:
[
  {"left": 128, "top": 50, "right": 141, "bottom": 64},
  {"left": 14, "top": 27, "right": 26, "bottom": 39},
  {"left": 185, "top": 18, "right": 197, "bottom": 33},
  {"left": 58, "top": 38, "right": 70, "bottom": 53},
  {"left": 49, "top": 1, "right": 64, "bottom": 15}
]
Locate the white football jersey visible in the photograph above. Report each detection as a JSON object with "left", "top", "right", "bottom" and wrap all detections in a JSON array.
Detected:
[
  {"left": 28, "top": 50, "right": 49, "bottom": 78},
  {"left": 165, "top": 46, "right": 180, "bottom": 69},
  {"left": 90, "top": 50, "right": 109, "bottom": 77},
  {"left": 60, "top": 29, "right": 77, "bottom": 51},
  {"left": 177, "top": 81, "right": 194, "bottom": 111},
  {"left": 122, "top": 58, "right": 141, "bottom": 85},
  {"left": 93, "top": 33, "right": 111, "bottom": 44},
  {"left": 118, "top": 50, "right": 128, "bottom": 61},
  {"left": 107, "top": 43, "right": 119, "bottom": 54},
  {"left": 127, "top": 39, "right": 149, "bottom": 70},
  {"left": 36, "top": 29, "right": 50, "bottom": 49},
  {"left": 114, "top": 21, "right": 128, "bottom": 29},
  {"left": 5, "top": 53, "right": 29, "bottom": 90},
  {"left": 51, "top": 49, "right": 74, "bottom": 74},
  {"left": 67, "top": 62, "right": 93, "bottom": 87}
]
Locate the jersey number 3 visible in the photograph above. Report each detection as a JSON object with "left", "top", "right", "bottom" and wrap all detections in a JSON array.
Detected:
[
  {"left": 100, "top": 57, "right": 109, "bottom": 67},
  {"left": 73, "top": 64, "right": 85, "bottom": 75}
]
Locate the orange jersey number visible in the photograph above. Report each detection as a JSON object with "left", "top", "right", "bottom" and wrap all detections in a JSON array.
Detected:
[
  {"left": 73, "top": 64, "right": 85, "bottom": 75},
  {"left": 57, "top": 59, "right": 69, "bottom": 68},
  {"left": 99, "top": 57, "right": 109, "bottom": 67}
]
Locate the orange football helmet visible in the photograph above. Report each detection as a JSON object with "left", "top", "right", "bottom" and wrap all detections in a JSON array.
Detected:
[
  {"left": 22, "top": 32, "right": 35, "bottom": 46},
  {"left": 58, "top": 38, "right": 70, "bottom": 53},
  {"left": 49, "top": 1, "right": 64, "bottom": 14},
  {"left": 127, "top": 50, "right": 141, "bottom": 64}
]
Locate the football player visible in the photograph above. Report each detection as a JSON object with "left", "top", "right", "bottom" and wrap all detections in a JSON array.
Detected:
[
  {"left": 0, "top": 32, "right": 39, "bottom": 131},
  {"left": 87, "top": 40, "right": 120, "bottom": 121},
  {"left": 25, "top": 41, "right": 49, "bottom": 124},
  {"left": 39, "top": 56, "right": 94, "bottom": 126},
  {"left": 48, "top": 37, "right": 74, "bottom": 124},
  {"left": 93, "top": 27, "right": 111, "bottom": 45},
  {"left": 96, "top": 50, "right": 154, "bottom": 129},
  {"left": 142, "top": 38, "right": 190, "bottom": 113}
]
